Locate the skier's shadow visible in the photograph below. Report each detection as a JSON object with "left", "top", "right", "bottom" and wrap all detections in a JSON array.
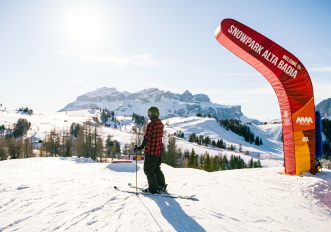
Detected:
[{"left": 148, "top": 196, "right": 205, "bottom": 232}]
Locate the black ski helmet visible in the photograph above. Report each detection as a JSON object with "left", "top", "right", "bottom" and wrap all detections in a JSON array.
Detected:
[{"left": 148, "top": 106, "right": 160, "bottom": 117}]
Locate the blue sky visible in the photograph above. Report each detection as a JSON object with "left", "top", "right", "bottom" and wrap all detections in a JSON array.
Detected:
[{"left": 0, "top": 0, "right": 330, "bottom": 120}]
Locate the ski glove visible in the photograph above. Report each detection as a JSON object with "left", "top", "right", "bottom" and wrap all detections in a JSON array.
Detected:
[
  {"left": 134, "top": 145, "right": 143, "bottom": 153},
  {"left": 134, "top": 138, "right": 148, "bottom": 153}
]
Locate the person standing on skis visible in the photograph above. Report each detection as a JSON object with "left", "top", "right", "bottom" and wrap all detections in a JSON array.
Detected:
[{"left": 134, "top": 107, "right": 167, "bottom": 194}]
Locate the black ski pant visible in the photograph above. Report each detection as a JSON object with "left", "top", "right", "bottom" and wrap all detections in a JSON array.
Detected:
[{"left": 144, "top": 154, "right": 165, "bottom": 191}]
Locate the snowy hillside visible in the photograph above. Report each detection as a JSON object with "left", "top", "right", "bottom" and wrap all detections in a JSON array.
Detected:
[
  {"left": 0, "top": 106, "right": 283, "bottom": 167},
  {"left": 0, "top": 106, "right": 93, "bottom": 141},
  {"left": 0, "top": 157, "right": 330, "bottom": 232},
  {"left": 164, "top": 117, "right": 283, "bottom": 166},
  {"left": 59, "top": 87, "right": 247, "bottom": 120}
]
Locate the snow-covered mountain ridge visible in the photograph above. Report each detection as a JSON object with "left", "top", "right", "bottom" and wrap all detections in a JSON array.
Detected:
[{"left": 60, "top": 87, "right": 247, "bottom": 120}]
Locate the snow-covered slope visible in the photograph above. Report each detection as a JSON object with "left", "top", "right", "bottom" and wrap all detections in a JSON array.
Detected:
[
  {"left": 59, "top": 87, "right": 246, "bottom": 120},
  {"left": 165, "top": 117, "right": 282, "bottom": 154},
  {"left": 164, "top": 117, "right": 283, "bottom": 166},
  {"left": 0, "top": 106, "right": 283, "bottom": 166},
  {"left": 0, "top": 157, "right": 330, "bottom": 232},
  {"left": 0, "top": 106, "right": 93, "bottom": 141}
]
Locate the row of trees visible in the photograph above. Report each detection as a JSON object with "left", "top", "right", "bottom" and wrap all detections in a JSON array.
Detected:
[
  {"left": 40, "top": 112, "right": 148, "bottom": 161},
  {"left": 219, "top": 119, "right": 263, "bottom": 145},
  {"left": 0, "top": 119, "right": 123, "bottom": 161},
  {"left": 132, "top": 113, "right": 147, "bottom": 127},
  {"left": 162, "top": 135, "right": 262, "bottom": 172},
  {"left": 196, "top": 113, "right": 213, "bottom": 118},
  {"left": 174, "top": 130, "right": 184, "bottom": 138},
  {"left": 188, "top": 133, "right": 211, "bottom": 146},
  {"left": 42, "top": 123, "right": 121, "bottom": 160},
  {"left": 185, "top": 149, "right": 262, "bottom": 172},
  {"left": 0, "top": 138, "right": 33, "bottom": 160},
  {"left": 0, "top": 118, "right": 33, "bottom": 160},
  {"left": 0, "top": 118, "right": 31, "bottom": 138},
  {"left": 100, "top": 109, "right": 120, "bottom": 128},
  {"left": 100, "top": 109, "right": 115, "bottom": 124},
  {"left": 188, "top": 133, "right": 239, "bottom": 152},
  {"left": 18, "top": 107, "right": 33, "bottom": 115}
]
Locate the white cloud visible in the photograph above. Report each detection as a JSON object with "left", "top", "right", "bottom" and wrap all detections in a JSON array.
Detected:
[
  {"left": 70, "top": 80, "right": 86, "bottom": 85},
  {"left": 56, "top": 50, "right": 164, "bottom": 68},
  {"left": 313, "top": 84, "right": 331, "bottom": 102},
  {"left": 310, "top": 66, "right": 331, "bottom": 73},
  {"left": 91, "top": 53, "right": 164, "bottom": 67},
  {"left": 216, "top": 72, "right": 260, "bottom": 77}
]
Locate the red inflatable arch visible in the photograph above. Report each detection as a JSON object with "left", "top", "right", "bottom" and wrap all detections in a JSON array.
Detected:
[{"left": 215, "top": 19, "right": 316, "bottom": 175}]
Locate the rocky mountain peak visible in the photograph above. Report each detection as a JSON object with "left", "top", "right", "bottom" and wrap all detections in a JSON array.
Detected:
[
  {"left": 59, "top": 87, "right": 244, "bottom": 120},
  {"left": 316, "top": 98, "right": 331, "bottom": 117}
]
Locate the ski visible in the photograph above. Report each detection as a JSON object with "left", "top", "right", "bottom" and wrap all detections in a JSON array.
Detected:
[
  {"left": 128, "top": 183, "right": 146, "bottom": 192},
  {"left": 127, "top": 183, "right": 197, "bottom": 200},
  {"left": 114, "top": 186, "right": 198, "bottom": 201}
]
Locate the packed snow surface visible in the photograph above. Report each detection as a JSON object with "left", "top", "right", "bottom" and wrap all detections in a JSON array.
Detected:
[{"left": 0, "top": 158, "right": 330, "bottom": 232}]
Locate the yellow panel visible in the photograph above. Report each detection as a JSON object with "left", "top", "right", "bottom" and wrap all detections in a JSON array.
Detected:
[{"left": 294, "top": 131, "right": 310, "bottom": 175}]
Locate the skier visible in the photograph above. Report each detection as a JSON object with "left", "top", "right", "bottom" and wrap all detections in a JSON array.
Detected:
[{"left": 134, "top": 107, "right": 167, "bottom": 194}]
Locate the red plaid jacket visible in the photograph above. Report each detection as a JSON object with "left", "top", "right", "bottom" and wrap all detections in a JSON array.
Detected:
[{"left": 144, "top": 118, "right": 164, "bottom": 156}]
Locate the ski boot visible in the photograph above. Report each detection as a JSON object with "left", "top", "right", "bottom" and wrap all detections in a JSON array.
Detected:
[
  {"left": 143, "top": 188, "right": 159, "bottom": 194},
  {"left": 157, "top": 184, "right": 168, "bottom": 193}
]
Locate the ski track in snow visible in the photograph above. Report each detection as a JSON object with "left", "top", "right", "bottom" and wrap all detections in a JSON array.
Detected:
[{"left": 0, "top": 158, "right": 330, "bottom": 232}]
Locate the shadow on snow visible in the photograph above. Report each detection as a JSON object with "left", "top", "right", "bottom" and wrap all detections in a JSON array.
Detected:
[{"left": 147, "top": 195, "right": 205, "bottom": 232}]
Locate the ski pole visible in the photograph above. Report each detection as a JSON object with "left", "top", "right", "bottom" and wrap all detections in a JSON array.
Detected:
[
  {"left": 136, "top": 152, "right": 137, "bottom": 195},
  {"left": 133, "top": 145, "right": 138, "bottom": 195}
]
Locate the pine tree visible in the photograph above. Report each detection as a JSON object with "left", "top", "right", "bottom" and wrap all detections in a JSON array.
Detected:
[
  {"left": 96, "top": 137, "right": 104, "bottom": 161},
  {"left": 218, "top": 155, "right": 224, "bottom": 170},
  {"left": 132, "top": 113, "right": 146, "bottom": 128},
  {"left": 202, "top": 152, "right": 211, "bottom": 171},
  {"left": 229, "top": 155, "right": 236, "bottom": 169},
  {"left": 222, "top": 156, "right": 228, "bottom": 170},
  {"left": 238, "top": 156, "right": 246, "bottom": 169},
  {"left": 257, "top": 160, "right": 262, "bottom": 168},
  {"left": 255, "top": 136, "right": 260, "bottom": 145},
  {"left": 211, "top": 155, "right": 220, "bottom": 171},
  {"left": 183, "top": 150, "right": 190, "bottom": 168},
  {"left": 85, "top": 125, "right": 92, "bottom": 159},
  {"left": 164, "top": 136, "right": 179, "bottom": 167},
  {"left": 0, "top": 145, "right": 6, "bottom": 160},
  {"left": 23, "top": 138, "right": 33, "bottom": 158},
  {"left": 189, "top": 133, "right": 197, "bottom": 143},
  {"left": 91, "top": 126, "right": 98, "bottom": 161},
  {"left": 188, "top": 149, "right": 199, "bottom": 168},
  {"left": 62, "top": 131, "right": 72, "bottom": 157},
  {"left": 44, "top": 129, "right": 59, "bottom": 157},
  {"left": 70, "top": 123, "right": 81, "bottom": 137},
  {"left": 203, "top": 136, "right": 211, "bottom": 146},
  {"left": 7, "top": 138, "right": 21, "bottom": 159},
  {"left": 228, "top": 145, "right": 236, "bottom": 151},
  {"left": 12, "top": 118, "right": 31, "bottom": 138},
  {"left": 75, "top": 126, "right": 86, "bottom": 158},
  {"left": 198, "top": 135, "right": 203, "bottom": 145},
  {"left": 249, "top": 158, "right": 253, "bottom": 168}
]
